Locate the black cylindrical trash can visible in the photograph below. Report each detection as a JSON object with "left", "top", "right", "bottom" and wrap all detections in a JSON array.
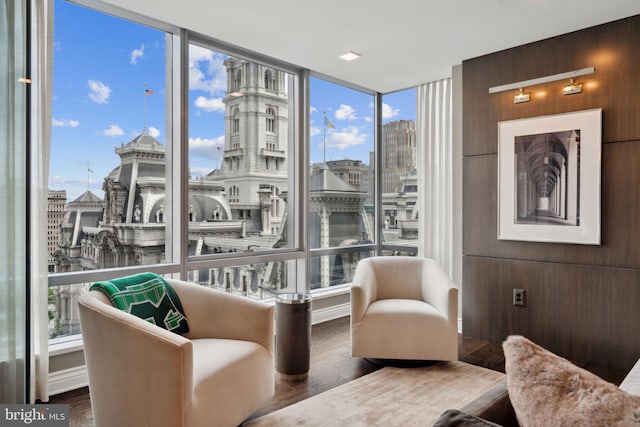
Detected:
[{"left": 275, "top": 293, "right": 312, "bottom": 380}]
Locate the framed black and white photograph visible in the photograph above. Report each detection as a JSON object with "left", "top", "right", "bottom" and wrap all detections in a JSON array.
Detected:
[{"left": 497, "top": 108, "right": 602, "bottom": 244}]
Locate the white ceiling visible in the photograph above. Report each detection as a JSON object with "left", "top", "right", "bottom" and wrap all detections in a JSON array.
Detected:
[{"left": 100, "top": 0, "right": 640, "bottom": 93}]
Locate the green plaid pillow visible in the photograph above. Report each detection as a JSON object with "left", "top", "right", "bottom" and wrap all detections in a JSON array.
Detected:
[{"left": 90, "top": 272, "right": 189, "bottom": 334}]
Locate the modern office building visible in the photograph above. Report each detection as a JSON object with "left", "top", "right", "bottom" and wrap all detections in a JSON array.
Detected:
[
  {"left": 381, "top": 120, "right": 416, "bottom": 194},
  {"left": 47, "top": 190, "right": 67, "bottom": 272}
]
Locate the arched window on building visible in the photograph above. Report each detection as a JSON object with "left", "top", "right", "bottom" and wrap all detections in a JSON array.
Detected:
[
  {"left": 156, "top": 205, "right": 164, "bottom": 223},
  {"left": 264, "top": 69, "right": 276, "bottom": 91},
  {"left": 233, "top": 69, "right": 242, "bottom": 91},
  {"left": 232, "top": 108, "right": 240, "bottom": 134},
  {"left": 265, "top": 107, "right": 276, "bottom": 134}
]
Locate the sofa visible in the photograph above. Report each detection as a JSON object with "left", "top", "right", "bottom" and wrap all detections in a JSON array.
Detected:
[
  {"left": 438, "top": 338, "right": 640, "bottom": 426},
  {"left": 453, "top": 378, "right": 519, "bottom": 427}
]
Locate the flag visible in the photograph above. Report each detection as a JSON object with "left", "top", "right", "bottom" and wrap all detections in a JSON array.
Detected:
[
  {"left": 88, "top": 166, "right": 93, "bottom": 173},
  {"left": 145, "top": 88, "right": 154, "bottom": 95},
  {"left": 324, "top": 116, "right": 335, "bottom": 129}
]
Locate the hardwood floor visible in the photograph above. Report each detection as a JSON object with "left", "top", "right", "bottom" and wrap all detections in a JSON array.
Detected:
[{"left": 48, "top": 316, "right": 626, "bottom": 426}]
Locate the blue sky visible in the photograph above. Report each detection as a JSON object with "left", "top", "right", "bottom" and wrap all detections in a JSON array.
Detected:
[{"left": 50, "top": 0, "right": 415, "bottom": 201}]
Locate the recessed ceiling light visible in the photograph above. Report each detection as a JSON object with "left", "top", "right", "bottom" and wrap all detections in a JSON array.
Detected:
[{"left": 339, "top": 51, "right": 361, "bottom": 61}]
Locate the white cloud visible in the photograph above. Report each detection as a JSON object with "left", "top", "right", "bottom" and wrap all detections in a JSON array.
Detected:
[
  {"left": 364, "top": 116, "right": 373, "bottom": 123},
  {"left": 148, "top": 126, "right": 161, "bottom": 138},
  {"left": 325, "top": 126, "right": 366, "bottom": 149},
  {"left": 309, "top": 119, "right": 321, "bottom": 137},
  {"left": 189, "top": 136, "right": 225, "bottom": 160},
  {"left": 49, "top": 175, "right": 93, "bottom": 187},
  {"left": 335, "top": 104, "right": 357, "bottom": 120},
  {"left": 382, "top": 102, "right": 400, "bottom": 119},
  {"left": 189, "top": 44, "right": 215, "bottom": 65},
  {"left": 189, "top": 45, "right": 227, "bottom": 95},
  {"left": 102, "top": 124, "right": 124, "bottom": 137},
  {"left": 88, "top": 80, "right": 111, "bottom": 104},
  {"left": 310, "top": 106, "right": 317, "bottom": 114},
  {"left": 52, "top": 118, "right": 79, "bottom": 127},
  {"left": 130, "top": 44, "right": 144, "bottom": 65},
  {"left": 194, "top": 96, "right": 225, "bottom": 113}
]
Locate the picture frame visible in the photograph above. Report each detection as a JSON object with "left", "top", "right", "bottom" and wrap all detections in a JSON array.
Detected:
[{"left": 497, "top": 108, "right": 602, "bottom": 244}]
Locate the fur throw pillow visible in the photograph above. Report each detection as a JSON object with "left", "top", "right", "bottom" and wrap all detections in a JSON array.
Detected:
[{"left": 503, "top": 335, "right": 640, "bottom": 426}]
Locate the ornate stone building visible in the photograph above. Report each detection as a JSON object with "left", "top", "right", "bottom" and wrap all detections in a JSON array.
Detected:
[
  {"left": 209, "top": 58, "right": 289, "bottom": 236},
  {"left": 382, "top": 170, "right": 418, "bottom": 239},
  {"left": 309, "top": 168, "right": 373, "bottom": 288},
  {"left": 52, "top": 190, "right": 104, "bottom": 337},
  {"left": 55, "top": 133, "right": 233, "bottom": 272},
  {"left": 316, "top": 159, "right": 370, "bottom": 194},
  {"left": 59, "top": 132, "right": 274, "bottom": 256},
  {"left": 56, "top": 190, "right": 105, "bottom": 271}
]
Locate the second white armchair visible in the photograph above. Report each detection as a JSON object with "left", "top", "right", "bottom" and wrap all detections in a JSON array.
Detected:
[{"left": 351, "top": 256, "right": 458, "bottom": 361}]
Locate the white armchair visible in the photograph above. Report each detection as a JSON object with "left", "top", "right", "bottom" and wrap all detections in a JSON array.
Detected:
[
  {"left": 351, "top": 256, "right": 458, "bottom": 361},
  {"left": 78, "top": 278, "right": 274, "bottom": 427}
]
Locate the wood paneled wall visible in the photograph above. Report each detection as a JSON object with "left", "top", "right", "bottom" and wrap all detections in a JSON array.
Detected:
[{"left": 462, "top": 15, "right": 640, "bottom": 372}]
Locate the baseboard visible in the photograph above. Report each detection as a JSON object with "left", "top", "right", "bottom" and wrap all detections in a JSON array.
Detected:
[
  {"left": 311, "top": 302, "right": 350, "bottom": 325},
  {"left": 48, "top": 365, "right": 88, "bottom": 396}
]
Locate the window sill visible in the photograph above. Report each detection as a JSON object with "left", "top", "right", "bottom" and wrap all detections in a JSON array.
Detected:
[
  {"left": 49, "top": 336, "right": 84, "bottom": 357},
  {"left": 310, "top": 283, "right": 351, "bottom": 300}
]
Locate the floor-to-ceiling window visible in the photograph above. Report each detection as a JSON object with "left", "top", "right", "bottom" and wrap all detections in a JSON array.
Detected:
[
  {"left": 46, "top": 1, "right": 305, "bottom": 341},
  {"left": 47, "top": 0, "right": 176, "bottom": 339},
  {"left": 185, "top": 40, "right": 301, "bottom": 298},
  {"left": 308, "top": 77, "right": 376, "bottom": 289},
  {"left": 380, "top": 88, "right": 418, "bottom": 256}
]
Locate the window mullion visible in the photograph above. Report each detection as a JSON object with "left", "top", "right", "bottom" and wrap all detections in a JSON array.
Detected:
[
  {"left": 374, "top": 93, "right": 383, "bottom": 256},
  {"left": 178, "top": 29, "right": 189, "bottom": 279}
]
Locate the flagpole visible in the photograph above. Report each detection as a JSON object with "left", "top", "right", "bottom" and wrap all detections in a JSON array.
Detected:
[
  {"left": 143, "top": 84, "right": 147, "bottom": 133},
  {"left": 323, "top": 110, "right": 326, "bottom": 167}
]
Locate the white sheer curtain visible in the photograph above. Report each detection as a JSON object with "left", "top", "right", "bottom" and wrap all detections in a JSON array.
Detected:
[
  {"left": 416, "top": 78, "right": 453, "bottom": 277},
  {"left": 1, "top": 0, "right": 28, "bottom": 404},
  {"left": 29, "top": 0, "right": 53, "bottom": 403}
]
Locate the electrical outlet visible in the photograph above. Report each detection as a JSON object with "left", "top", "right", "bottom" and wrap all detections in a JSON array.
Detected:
[{"left": 513, "top": 289, "right": 526, "bottom": 306}]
